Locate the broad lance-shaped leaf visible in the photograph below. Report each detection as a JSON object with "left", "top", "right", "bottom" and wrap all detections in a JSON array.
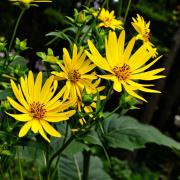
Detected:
[
  {"left": 59, "top": 153, "right": 112, "bottom": 180},
  {"left": 102, "top": 113, "right": 180, "bottom": 151}
]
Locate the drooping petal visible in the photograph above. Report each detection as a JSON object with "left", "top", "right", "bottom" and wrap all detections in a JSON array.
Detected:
[
  {"left": 127, "top": 80, "right": 161, "bottom": 93},
  {"left": 40, "top": 120, "right": 61, "bottom": 137},
  {"left": 122, "top": 81, "right": 147, "bottom": 102},
  {"left": 31, "top": 119, "right": 41, "bottom": 133},
  {"left": 19, "top": 121, "right": 32, "bottom": 137},
  {"left": 38, "top": 125, "right": 50, "bottom": 142},
  {"left": 113, "top": 80, "right": 122, "bottom": 92}
]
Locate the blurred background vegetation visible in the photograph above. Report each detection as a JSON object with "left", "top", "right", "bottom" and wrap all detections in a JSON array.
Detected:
[{"left": 0, "top": 0, "right": 180, "bottom": 179}]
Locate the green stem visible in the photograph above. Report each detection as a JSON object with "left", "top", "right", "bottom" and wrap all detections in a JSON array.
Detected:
[
  {"left": 82, "top": 151, "right": 91, "bottom": 180},
  {"left": 123, "top": 0, "right": 132, "bottom": 25},
  {"left": 45, "top": 37, "right": 58, "bottom": 46},
  {"left": 18, "top": 148, "right": 24, "bottom": 180},
  {"left": 8, "top": 8, "right": 26, "bottom": 51},
  {"left": 104, "top": 103, "right": 121, "bottom": 120},
  {"left": 46, "top": 135, "right": 74, "bottom": 179},
  {"left": 105, "top": 0, "right": 109, "bottom": 9},
  {"left": 118, "top": 0, "right": 123, "bottom": 19},
  {"left": 8, "top": 169, "right": 13, "bottom": 180},
  {"left": 80, "top": 0, "right": 107, "bottom": 46},
  {"left": 50, "top": 123, "right": 69, "bottom": 179},
  {"left": 74, "top": 26, "right": 83, "bottom": 44}
]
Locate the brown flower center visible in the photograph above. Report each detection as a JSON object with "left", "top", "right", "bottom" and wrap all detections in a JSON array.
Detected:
[
  {"left": 112, "top": 64, "right": 130, "bottom": 81},
  {"left": 68, "top": 70, "right": 81, "bottom": 83},
  {"left": 30, "top": 102, "right": 46, "bottom": 120},
  {"left": 143, "top": 31, "right": 151, "bottom": 42},
  {"left": 104, "top": 17, "right": 112, "bottom": 26}
]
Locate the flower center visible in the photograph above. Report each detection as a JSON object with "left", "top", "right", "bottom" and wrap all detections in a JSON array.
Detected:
[
  {"left": 112, "top": 64, "right": 130, "bottom": 81},
  {"left": 68, "top": 70, "right": 81, "bottom": 83},
  {"left": 104, "top": 17, "right": 112, "bottom": 26},
  {"left": 143, "top": 31, "right": 151, "bottom": 42},
  {"left": 30, "top": 102, "right": 46, "bottom": 120}
]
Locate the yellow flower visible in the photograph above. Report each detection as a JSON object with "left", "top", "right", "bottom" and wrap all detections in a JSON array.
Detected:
[
  {"left": 7, "top": 71, "right": 75, "bottom": 142},
  {"left": 52, "top": 44, "right": 97, "bottom": 101},
  {"left": 87, "top": 31, "right": 165, "bottom": 102},
  {"left": 131, "top": 14, "right": 158, "bottom": 57},
  {"left": 9, "top": 0, "right": 51, "bottom": 5},
  {"left": 95, "top": 8, "right": 123, "bottom": 30},
  {"left": 76, "top": 78, "right": 106, "bottom": 125}
]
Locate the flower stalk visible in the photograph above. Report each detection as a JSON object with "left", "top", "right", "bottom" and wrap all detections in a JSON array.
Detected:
[{"left": 8, "top": 8, "right": 26, "bottom": 51}]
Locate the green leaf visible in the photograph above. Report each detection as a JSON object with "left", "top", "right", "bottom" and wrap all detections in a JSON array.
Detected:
[
  {"left": 46, "top": 31, "right": 72, "bottom": 45},
  {"left": 63, "top": 140, "right": 88, "bottom": 156},
  {"left": 59, "top": 153, "right": 112, "bottom": 180},
  {"left": 0, "top": 88, "right": 13, "bottom": 100},
  {"left": 103, "top": 113, "right": 180, "bottom": 151},
  {"left": 16, "top": 145, "right": 46, "bottom": 168}
]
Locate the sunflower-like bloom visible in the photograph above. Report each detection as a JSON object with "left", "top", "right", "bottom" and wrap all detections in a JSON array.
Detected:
[
  {"left": 9, "top": 0, "right": 51, "bottom": 5},
  {"left": 131, "top": 14, "right": 158, "bottom": 58},
  {"left": 7, "top": 71, "right": 76, "bottom": 142},
  {"left": 52, "top": 44, "right": 97, "bottom": 101},
  {"left": 76, "top": 78, "right": 106, "bottom": 125},
  {"left": 87, "top": 31, "right": 165, "bottom": 102},
  {"left": 95, "top": 8, "right": 123, "bottom": 30}
]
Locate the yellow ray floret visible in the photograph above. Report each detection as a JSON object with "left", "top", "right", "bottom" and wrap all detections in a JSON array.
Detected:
[
  {"left": 94, "top": 8, "right": 123, "bottom": 30},
  {"left": 7, "top": 71, "right": 75, "bottom": 142},
  {"left": 9, "top": 0, "right": 51, "bottom": 4},
  {"left": 131, "top": 14, "right": 158, "bottom": 58},
  {"left": 86, "top": 30, "right": 165, "bottom": 102},
  {"left": 52, "top": 44, "right": 97, "bottom": 101}
]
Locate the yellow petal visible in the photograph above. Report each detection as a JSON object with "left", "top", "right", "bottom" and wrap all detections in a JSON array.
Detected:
[
  {"left": 127, "top": 80, "right": 161, "bottom": 93},
  {"left": 107, "top": 31, "right": 119, "bottom": 66},
  {"left": 40, "top": 75, "right": 54, "bottom": 103},
  {"left": 34, "top": 72, "right": 42, "bottom": 101},
  {"left": 38, "top": 125, "right": 50, "bottom": 142},
  {"left": 113, "top": 80, "right": 122, "bottom": 92},
  {"left": 51, "top": 71, "right": 67, "bottom": 80},
  {"left": 20, "top": 76, "right": 31, "bottom": 104},
  {"left": 31, "top": 120, "right": 41, "bottom": 133},
  {"left": 122, "top": 81, "right": 147, "bottom": 102},
  {"left": 117, "top": 30, "right": 125, "bottom": 63},
  {"left": 132, "top": 55, "right": 162, "bottom": 74},
  {"left": 98, "top": 74, "right": 116, "bottom": 80},
  {"left": 40, "top": 120, "right": 61, "bottom": 137},
  {"left": 79, "top": 63, "right": 96, "bottom": 74},
  {"left": 87, "top": 41, "right": 112, "bottom": 72},
  {"left": 74, "top": 51, "right": 86, "bottom": 70},
  {"left": 63, "top": 48, "right": 72, "bottom": 70},
  {"left": 10, "top": 80, "right": 29, "bottom": 109},
  {"left": 7, "top": 113, "right": 32, "bottom": 121},
  {"left": 72, "top": 44, "right": 78, "bottom": 63},
  {"left": 19, "top": 121, "right": 32, "bottom": 137},
  {"left": 124, "top": 37, "right": 136, "bottom": 62},
  {"left": 131, "top": 68, "right": 165, "bottom": 80},
  {"left": 45, "top": 86, "right": 66, "bottom": 108},
  {"left": 7, "top": 97, "right": 28, "bottom": 113},
  {"left": 28, "top": 71, "right": 35, "bottom": 100}
]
